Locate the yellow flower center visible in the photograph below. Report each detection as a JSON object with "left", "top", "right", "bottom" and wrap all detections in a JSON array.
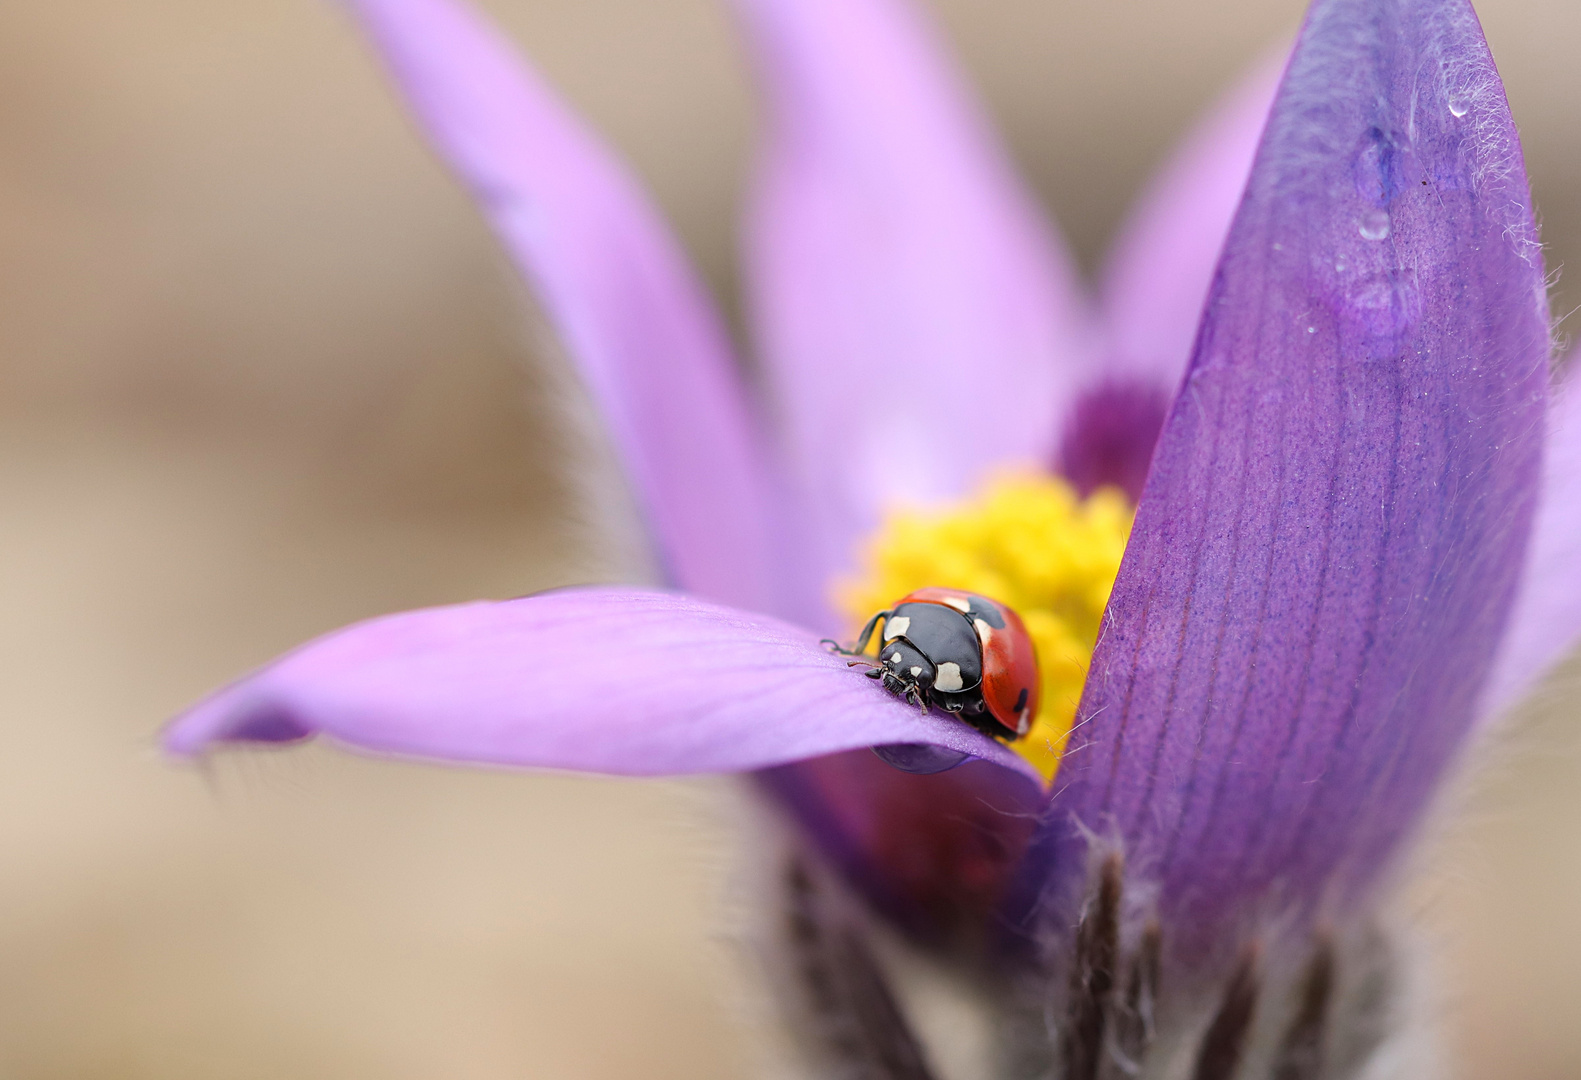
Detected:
[{"left": 836, "top": 473, "right": 1134, "bottom": 783}]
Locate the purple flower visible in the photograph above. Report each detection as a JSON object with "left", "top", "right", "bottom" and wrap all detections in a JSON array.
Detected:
[{"left": 167, "top": 0, "right": 1581, "bottom": 1072}]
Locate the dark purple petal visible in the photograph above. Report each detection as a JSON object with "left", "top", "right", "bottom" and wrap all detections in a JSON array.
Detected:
[
  {"left": 761, "top": 754, "right": 1040, "bottom": 945},
  {"left": 1056, "top": 377, "right": 1172, "bottom": 503},
  {"left": 341, "top": 0, "right": 795, "bottom": 617},
  {"left": 1479, "top": 370, "right": 1581, "bottom": 720},
  {"left": 165, "top": 587, "right": 1038, "bottom": 782},
  {"left": 1032, "top": 0, "right": 1549, "bottom": 949},
  {"left": 735, "top": 0, "right": 1092, "bottom": 607}
]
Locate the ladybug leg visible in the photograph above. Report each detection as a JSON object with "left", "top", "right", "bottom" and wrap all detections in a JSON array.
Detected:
[
  {"left": 830, "top": 610, "right": 889, "bottom": 657},
  {"left": 966, "top": 714, "right": 1011, "bottom": 742},
  {"left": 900, "top": 678, "right": 930, "bottom": 713}
]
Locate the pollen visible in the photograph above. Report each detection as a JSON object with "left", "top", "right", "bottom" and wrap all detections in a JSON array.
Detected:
[{"left": 836, "top": 473, "right": 1133, "bottom": 783}]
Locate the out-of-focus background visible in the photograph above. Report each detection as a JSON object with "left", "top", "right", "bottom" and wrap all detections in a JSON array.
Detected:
[{"left": 2, "top": 0, "right": 1578, "bottom": 1076}]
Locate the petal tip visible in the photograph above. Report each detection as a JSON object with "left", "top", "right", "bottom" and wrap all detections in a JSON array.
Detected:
[{"left": 163, "top": 693, "right": 316, "bottom": 759}]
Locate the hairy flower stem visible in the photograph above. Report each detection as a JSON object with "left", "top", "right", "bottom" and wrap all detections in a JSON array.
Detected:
[
  {"left": 1270, "top": 940, "right": 1335, "bottom": 1080},
  {"left": 1059, "top": 852, "right": 1123, "bottom": 1080},
  {"left": 1191, "top": 944, "right": 1262, "bottom": 1080},
  {"left": 781, "top": 857, "right": 940, "bottom": 1080},
  {"left": 1032, "top": 857, "right": 1412, "bottom": 1080},
  {"left": 775, "top": 846, "right": 1417, "bottom": 1080}
]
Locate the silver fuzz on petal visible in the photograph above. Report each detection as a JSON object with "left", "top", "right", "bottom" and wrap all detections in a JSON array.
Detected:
[
  {"left": 753, "top": 832, "right": 1441, "bottom": 1080},
  {"left": 771, "top": 853, "right": 940, "bottom": 1080},
  {"left": 995, "top": 854, "right": 1443, "bottom": 1080}
]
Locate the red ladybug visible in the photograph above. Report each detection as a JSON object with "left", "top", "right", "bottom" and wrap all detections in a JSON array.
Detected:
[{"left": 828, "top": 587, "right": 1040, "bottom": 741}]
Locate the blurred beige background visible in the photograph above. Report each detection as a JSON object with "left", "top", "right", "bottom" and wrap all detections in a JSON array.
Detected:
[{"left": 2, "top": 0, "right": 1579, "bottom": 1077}]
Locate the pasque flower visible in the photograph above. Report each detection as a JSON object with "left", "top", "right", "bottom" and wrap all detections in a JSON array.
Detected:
[{"left": 167, "top": 0, "right": 1581, "bottom": 1074}]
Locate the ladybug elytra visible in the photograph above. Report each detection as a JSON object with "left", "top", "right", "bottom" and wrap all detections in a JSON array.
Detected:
[{"left": 827, "top": 587, "right": 1040, "bottom": 741}]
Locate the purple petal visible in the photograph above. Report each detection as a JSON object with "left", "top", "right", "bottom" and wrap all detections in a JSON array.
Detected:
[
  {"left": 735, "top": 0, "right": 1092, "bottom": 601},
  {"left": 1057, "top": 51, "right": 1287, "bottom": 503},
  {"left": 761, "top": 753, "right": 1040, "bottom": 944},
  {"left": 165, "top": 587, "right": 1037, "bottom": 782},
  {"left": 340, "top": 0, "right": 794, "bottom": 617},
  {"left": 1056, "top": 377, "right": 1172, "bottom": 504},
  {"left": 1479, "top": 369, "right": 1581, "bottom": 721},
  {"left": 1031, "top": 0, "right": 1549, "bottom": 949},
  {"left": 1097, "top": 49, "right": 1285, "bottom": 391}
]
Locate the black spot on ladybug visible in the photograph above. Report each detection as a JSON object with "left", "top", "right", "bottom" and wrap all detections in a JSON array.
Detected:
[
  {"left": 1014, "top": 687, "right": 1029, "bottom": 713},
  {"left": 964, "top": 596, "right": 1006, "bottom": 629}
]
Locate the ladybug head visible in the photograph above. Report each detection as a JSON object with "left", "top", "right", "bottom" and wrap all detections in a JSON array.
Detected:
[{"left": 869, "top": 638, "right": 936, "bottom": 706}]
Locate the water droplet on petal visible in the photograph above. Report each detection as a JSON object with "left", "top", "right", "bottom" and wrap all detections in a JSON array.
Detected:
[
  {"left": 1352, "top": 129, "right": 1402, "bottom": 207},
  {"left": 1344, "top": 276, "right": 1421, "bottom": 343},
  {"left": 1448, "top": 95, "right": 1470, "bottom": 118},
  {"left": 872, "top": 743, "right": 970, "bottom": 775},
  {"left": 1359, "top": 209, "right": 1391, "bottom": 241}
]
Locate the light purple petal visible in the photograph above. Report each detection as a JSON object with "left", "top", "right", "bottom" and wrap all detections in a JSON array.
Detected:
[
  {"left": 1032, "top": 0, "right": 1549, "bottom": 949},
  {"left": 1097, "top": 49, "right": 1285, "bottom": 391},
  {"left": 1056, "top": 51, "right": 1288, "bottom": 503},
  {"left": 1479, "top": 366, "right": 1581, "bottom": 720},
  {"left": 735, "top": 0, "right": 1092, "bottom": 606},
  {"left": 165, "top": 587, "right": 1038, "bottom": 782},
  {"left": 340, "top": 0, "right": 794, "bottom": 617}
]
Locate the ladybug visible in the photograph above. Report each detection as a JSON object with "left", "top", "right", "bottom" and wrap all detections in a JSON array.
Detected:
[{"left": 827, "top": 587, "right": 1040, "bottom": 741}]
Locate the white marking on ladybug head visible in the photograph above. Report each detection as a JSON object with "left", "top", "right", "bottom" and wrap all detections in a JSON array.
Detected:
[
  {"left": 910, "top": 666, "right": 923, "bottom": 677},
  {"left": 942, "top": 596, "right": 971, "bottom": 613},
  {"left": 935, "top": 662, "right": 964, "bottom": 692},
  {"left": 883, "top": 616, "right": 911, "bottom": 640},
  {"left": 1017, "top": 712, "right": 1030, "bottom": 735},
  {"left": 973, "top": 618, "right": 993, "bottom": 641},
  {"left": 890, "top": 652, "right": 903, "bottom": 665}
]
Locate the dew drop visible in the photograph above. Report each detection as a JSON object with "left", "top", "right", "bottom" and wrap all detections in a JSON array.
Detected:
[
  {"left": 872, "top": 743, "right": 969, "bottom": 774},
  {"left": 1448, "top": 95, "right": 1470, "bottom": 118},
  {"left": 1344, "top": 276, "right": 1421, "bottom": 343},
  {"left": 1352, "top": 129, "right": 1401, "bottom": 207},
  {"left": 1358, "top": 209, "right": 1391, "bottom": 241}
]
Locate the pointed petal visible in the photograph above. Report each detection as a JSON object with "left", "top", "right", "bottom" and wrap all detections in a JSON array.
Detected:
[
  {"left": 1033, "top": 0, "right": 1549, "bottom": 947},
  {"left": 1097, "top": 49, "right": 1286, "bottom": 391},
  {"left": 165, "top": 588, "right": 1037, "bottom": 782},
  {"left": 1056, "top": 51, "right": 1290, "bottom": 506},
  {"left": 341, "top": 0, "right": 790, "bottom": 616},
  {"left": 1479, "top": 368, "right": 1581, "bottom": 721},
  {"left": 735, "top": 0, "right": 1092, "bottom": 598},
  {"left": 1058, "top": 51, "right": 1288, "bottom": 503}
]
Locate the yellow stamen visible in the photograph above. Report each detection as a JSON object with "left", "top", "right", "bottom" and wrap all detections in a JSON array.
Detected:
[{"left": 836, "top": 473, "right": 1133, "bottom": 783}]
